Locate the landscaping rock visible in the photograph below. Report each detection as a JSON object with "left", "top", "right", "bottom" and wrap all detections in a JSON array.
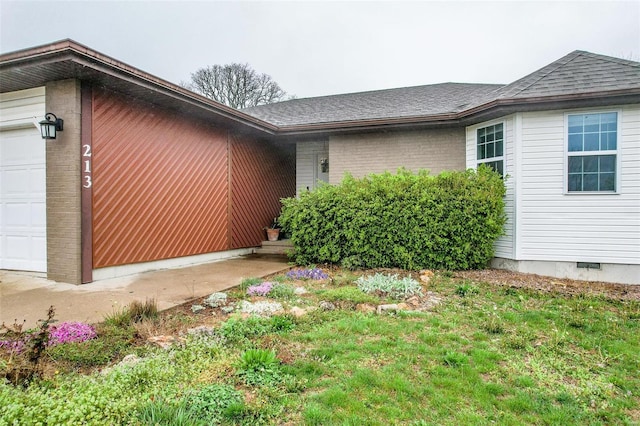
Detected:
[
  {"left": 119, "top": 354, "right": 142, "bottom": 367},
  {"left": 191, "top": 304, "right": 206, "bottom": 314},
  {"left": 405, "top": 296, "right": 421, "bottom": 308},
  {"left": 419, "top": 270, "right": 434, "bottom": 284},
  {"left": 376, "top": 303, "right": 409, "bottom": 314},
  {"left": 356, "top": 303, "right": 376, "bottom": 314},
  {"left": 294, "top": 287, "right": 308, "bottom": 295},
  {"left": 319, "top": 301, "right": 336, "bottom": 311},
  {"left": 204, "top": 292, "right": 228, "bottom": 308},
  {"left": 289, "top": 306, "right": 308, "bottom": 317},
  {"left": 147, "top": 335, "right": 181, "bottom": 349},
  {"left": 186, "top": 325, "right": 215, "bottom": 336},
  {"left": 239, "top": 300, "right": 283, "bottom": 316}
]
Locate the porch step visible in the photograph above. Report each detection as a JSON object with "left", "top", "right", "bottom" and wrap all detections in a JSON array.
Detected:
[{"left": 254, "top": 239, "right": 294, "bottom": 256}]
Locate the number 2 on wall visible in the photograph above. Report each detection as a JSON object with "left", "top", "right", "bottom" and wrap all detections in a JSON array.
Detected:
[{"left": 82, "top": 144, "right": 92, "bottom": 189}]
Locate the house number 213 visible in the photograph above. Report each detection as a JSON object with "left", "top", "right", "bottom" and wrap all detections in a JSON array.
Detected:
[{"left": 82, "top": 144, "right": 92, "bottom": 189}]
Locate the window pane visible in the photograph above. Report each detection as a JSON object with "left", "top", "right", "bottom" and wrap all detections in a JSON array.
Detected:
[
  {"left": 568, "top": 156, "right": 582, "bottom": 173},
  {"left": 568, "top": 115, "right": 583, "bottom": 133},
  {"left": 496, "top": 130, "right": 503, "bottom": 141},
  {"left": 487, "top": 142, "right": 495, "bottom": 158},
  {"left": 601, "top": 112, "right": 617, "bottom": 129},
  {"left": 599, "top": 155, "right": 615, "bottom": 172},
  {"left": 583, "top": 156, "right": 598, "bottom": 172},
  {"left": 584, "top": 133, "right": 599, "bottom": 151},
  {"left": 487, "top": 131, "right": 495, "bottom": 142},
  {"left": 568, "top": 134, "right": 583, "bottom": 151},
  {"left": 583, "top": 174, "right": 598, "bottom": 191},
  {"left": 478, "top": 144, "right": 485, "bottom": 160},
  {"left": 603, "top": 131, "right": 617, "bottom": 150},
  {"left": 495, "top": 141, "right": 503, "bottom": 157},
  {"left": 584, "top": 115, "right": 599, "bottom": 133},
  {"left": 568, "top": 174, "right": 582, "bottom": 192},
  {"left": 600, "top": 173, "right": 615, "bottom": 191},
  {"left": 495, "top": 160, "right": 504, "bottom": 176}
]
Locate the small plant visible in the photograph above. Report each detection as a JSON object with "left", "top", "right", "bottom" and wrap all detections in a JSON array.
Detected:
[
  {"left": 481, "top": 315, "right": 505, "bottom": 334},
  {"left": 247, "top": 281, "right": 274, "bottom": 297},
  {"left": 129, "top": 299, "right": 158, "bottom": 322},
  {"left": 104, "top": 300, "right": 158, "bottom": 326},
  {"left": 320, "top": 286, "right": 379, "bottom": 305},
  {"left": 1, "top": 306, "right": 56, "bottom": 386},
  {"left": 239, "top": 277, "right": 263, "bottom": 291},
  {"left": 48, "top": 322, "right": 97, "bottom": 346},
  {"left": 356, "top": 273, "right": 422, "bottom": 300},
  {"left": 269, "top": 283, "right": 296, "bottom": 300},
  {"left": 270, "top": 314, "right": 296, "bottom": 332},
  {"left": 455, "top": 282, "right": 479, "bottom": 297},
  {"left": 239, "top": 348, "right": 279, "bottom": 370},
  {"left": 442, "top": 351, "right": 468, "bottom": 367},
  {"left": 138, "top": 398, "right": 204, "bottom": 425},
  {"left": 185, "top": 384, "right": 244, "bottom": 424},
  {"left": 237, "top": 348, "right": 281, "bottom": 386},
  {"left": 286, "top": 268, "right": 329, "bottom": 280}
]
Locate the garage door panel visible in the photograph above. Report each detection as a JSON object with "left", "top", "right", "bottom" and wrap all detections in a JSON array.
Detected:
[
  {"left": 0, "top": 126, "right": 46, "bottom": 272},
  {"left": 1, "top": 128, "right": 45, "bottom": 165}
]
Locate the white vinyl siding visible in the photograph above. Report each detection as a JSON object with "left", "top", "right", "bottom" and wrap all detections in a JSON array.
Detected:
[
  {"left": 295, "top": 140, "right": 328, "bottom": 197},
  {"left": 518, "top": 105, "right": 639, "bottom": 264},
  {"left": 466, "top": 116, "right": 515, "bottom": 259}
]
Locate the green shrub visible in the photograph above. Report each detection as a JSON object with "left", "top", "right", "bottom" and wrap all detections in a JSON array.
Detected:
[
  {"left": 356, "top": 273, "right": 422, "bottom": 300},
  {"left": 279, "top": 166, "right": 506, "bottom": 270}
]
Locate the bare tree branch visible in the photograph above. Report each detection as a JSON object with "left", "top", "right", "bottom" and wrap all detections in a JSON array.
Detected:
[{"left": 185, "top": 63, "right": 287, "bottom": 109}]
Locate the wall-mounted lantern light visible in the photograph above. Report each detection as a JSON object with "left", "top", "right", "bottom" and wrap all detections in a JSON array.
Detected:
[
  {"left": 39, "top": 113, "right": 64, "bottom": 140},
  {"left": 320, "top": 158, "right": 329, "bottom": 173}
]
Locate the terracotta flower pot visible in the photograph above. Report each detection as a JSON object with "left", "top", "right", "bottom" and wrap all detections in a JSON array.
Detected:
[{"left": 266, "top": 228, "right": 280, "bottom": 241}]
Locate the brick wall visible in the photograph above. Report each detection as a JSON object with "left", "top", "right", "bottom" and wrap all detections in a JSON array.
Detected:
[
  {"left": 329, "top": 128, "right": 466, "bottom": 183},
  {"left": 45, "top": 79, "right": 82, "bottom": 284}
]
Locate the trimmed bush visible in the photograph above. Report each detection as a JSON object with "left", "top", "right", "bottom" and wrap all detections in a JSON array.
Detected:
[{"left": 279, "top": 166, "right": 506, "bottom": 270}]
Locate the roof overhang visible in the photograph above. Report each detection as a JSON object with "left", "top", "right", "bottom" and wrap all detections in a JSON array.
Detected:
[
  {"left": 0, "top": 39, "right": 278, "bottom": 137},
  {"left": 2, "top": 40, "right": 639, "bottom": 140}
]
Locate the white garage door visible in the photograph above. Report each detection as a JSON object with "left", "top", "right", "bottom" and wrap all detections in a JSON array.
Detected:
[{"left": 0, "top": 126, "right": 47, "bottom": 272}]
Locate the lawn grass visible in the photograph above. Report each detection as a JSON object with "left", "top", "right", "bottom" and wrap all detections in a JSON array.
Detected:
[{"left": 1, "top": 271, "right": 638, "bottom": 425}]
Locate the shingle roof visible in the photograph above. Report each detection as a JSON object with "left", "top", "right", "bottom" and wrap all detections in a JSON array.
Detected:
[
  {"left": 492, "top": 50, "right": 640, "bottom": 100},
  {"left": 243, "top": 83, "right": 503, "bottom": 127},
  {"left": 244, "top": 50, "right": 640, "bottom": 128}
]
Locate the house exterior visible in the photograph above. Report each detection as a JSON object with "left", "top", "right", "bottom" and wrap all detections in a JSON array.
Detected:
[
  {"left": 1, "top": 40, "right": 638, "bottom": 284},
  {"left": 0, "top": 40, "right": 295, "bottom": 284},
  {"left": 245, "top": 51, "right": 640, "bottom": 285}
]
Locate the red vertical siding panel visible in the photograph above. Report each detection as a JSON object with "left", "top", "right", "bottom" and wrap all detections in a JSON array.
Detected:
[
  {"left": 230, "top": 136, "right": 295, "bottom": 248},
  {"left": 92, "top": 88, "right": 229, "bottom": 268}
]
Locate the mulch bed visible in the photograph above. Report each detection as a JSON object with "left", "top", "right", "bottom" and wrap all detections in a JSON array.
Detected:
[{"left": 454, "top": 269, "right": 640, "bottom": 301}]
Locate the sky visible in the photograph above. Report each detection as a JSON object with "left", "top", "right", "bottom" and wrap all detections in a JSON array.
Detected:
[{"left": 1, "top": 1, "right": 638, "bottom": 99}]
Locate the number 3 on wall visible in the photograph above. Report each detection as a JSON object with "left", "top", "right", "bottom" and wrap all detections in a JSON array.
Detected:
[{"left": 82, "top": 144, "right": 92, "bottom": 189}]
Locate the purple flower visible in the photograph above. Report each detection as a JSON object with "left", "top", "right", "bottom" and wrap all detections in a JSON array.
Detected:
[
  {"left": 286, "top": 268, "right": 329, "bottom": 280},
  {"left": 48, "top": 322, "right": 97, "bottom": 346},
  {"left": 0, "top": 339, "right": 26, "bottom": 354},
  {"left": 247, "top": 281, "right": 274, "bottom": 297}
]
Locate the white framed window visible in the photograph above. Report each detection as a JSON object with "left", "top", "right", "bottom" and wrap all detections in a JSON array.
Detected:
[
  {"left": 566, "top": 112, "right": 618, "bottom": 193},
  {"left": 476, "top": 122, "right": 504, "bottom": 176}
]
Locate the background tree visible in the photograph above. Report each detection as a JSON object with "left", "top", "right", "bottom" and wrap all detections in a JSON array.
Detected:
[{"left": 184, "top": 63, "right": 287, "bottom": 109}]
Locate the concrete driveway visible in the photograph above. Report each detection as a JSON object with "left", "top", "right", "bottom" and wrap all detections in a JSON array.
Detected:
[{"left": 0, "top": 255, "right": 289, "bottom": 329}]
